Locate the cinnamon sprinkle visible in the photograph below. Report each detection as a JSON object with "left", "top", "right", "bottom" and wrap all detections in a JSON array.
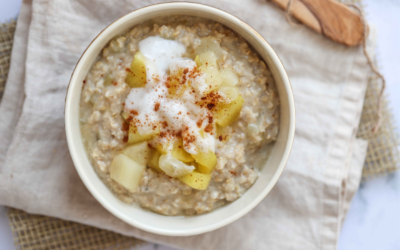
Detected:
[
  {"left": 204, "top": 123, "right": 213, "bottom": 133},
  {"left": 123, "top": 61, "right": 225, "bottom": 149},
  {"left": 154, "top": 102, "right": 160, "bottom": 111},
  {"left": 121, "top": 122, "right": 130, "bottom": 132}
]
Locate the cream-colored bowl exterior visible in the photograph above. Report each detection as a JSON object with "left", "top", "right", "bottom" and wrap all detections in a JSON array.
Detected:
[{"left": 65, "top": 2, "right": 295, "bottom": 236}]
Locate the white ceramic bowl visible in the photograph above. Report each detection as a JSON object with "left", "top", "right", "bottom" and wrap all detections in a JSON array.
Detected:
[{"left": 65, "top": 2, "right": 295, "bottom": 236}]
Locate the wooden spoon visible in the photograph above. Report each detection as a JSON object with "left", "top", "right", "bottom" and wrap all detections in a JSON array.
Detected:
[{"left": 270, "top": 0, "right": 365, "bottom": 46}]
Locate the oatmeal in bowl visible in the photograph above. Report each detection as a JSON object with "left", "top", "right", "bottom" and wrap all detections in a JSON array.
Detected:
[
  {"left": 80, "top": 16, "right": 279, "bottom": 216},
  {"left": 65, "top": 2, "right": 294, "bottom": 236}
]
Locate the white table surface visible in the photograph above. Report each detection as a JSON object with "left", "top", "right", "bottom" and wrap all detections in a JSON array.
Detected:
[{"left": 0, "top": 0, "right": 399, "bottom": 249}]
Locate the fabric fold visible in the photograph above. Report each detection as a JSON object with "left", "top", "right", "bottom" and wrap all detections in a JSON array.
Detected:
[{"left": 0, "top": 0, "right": 32, "bottom": 167}]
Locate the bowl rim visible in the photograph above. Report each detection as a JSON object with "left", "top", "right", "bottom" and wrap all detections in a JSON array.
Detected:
[{"left": 65, "top": 2, "right": 295, "bottom": 236}]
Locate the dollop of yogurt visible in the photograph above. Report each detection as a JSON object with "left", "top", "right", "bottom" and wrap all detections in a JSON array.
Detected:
[
  {"left": 139, "top": 36, "right": 186, "bottom": 76},
  {"left": 124, "top": 36, "right": 216, "bottom": 155}
]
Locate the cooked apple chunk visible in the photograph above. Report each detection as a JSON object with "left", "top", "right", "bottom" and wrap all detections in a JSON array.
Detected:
[
  {"left": 216, "top": 94, "right": 244, "bottom": 127},
  {"left": 197, "top": 163, "right": 214, "bottom": 174},
  {"left": 154, "top": 139, "right": 194, "bottom": 163},
  {"left": 191, "top": 150, "right": 217, "bottom": 171},
  {"left": 125, "top": 52, "right": 147, "bottom": 88},
  {"left": 159, "top": 154, "right": 195, "bottom": 177},
  {"left": 198, "top": 65, "right": 222, "bottom": 93},
  {"left": 128, "top": 123, "right": 160, "bottom": 144},
  {"left": 195, "top": 55, "right": 200, "bottom": 67},
  {"left": 218, "top": 86, "right": 239, "bottom": 103},
  {"left": 110, "top": 154, "right": 145, "bottom": 192},
  {"left": 194, "top": 37, "right": 223, "bottom": 60},
  {"left": 178, "top": 171, "right": 211, "bottom": 190},
  {"left": 171, "top": 140, "right": 195, "bottom": 163},
  {"left": 147, "top": 149, "right": 162, "bottom": 172},
  {"left": 197, "top": 51, "right": 218, "bottom": 68},
  {"left": 193, "top": 51, "right": 224, "bottom": 93},
  {"left": 220, "top": 67, "right": 239, "bottom": 86},
  {"left": 123, "top": 141, "right": 151, "bottom": 165},
  {"left": 121, "top": 111, "right": 130, "bottom": 120},
  {"left": 216, "top": 125, "right": 232, "bottom": 142}
]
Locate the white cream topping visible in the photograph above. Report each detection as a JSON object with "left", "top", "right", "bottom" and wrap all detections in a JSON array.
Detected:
[
  {"left": 139, "top": 36, "right": 186, "bottom": 76},
  {"left": 159, "top": 154, "right": 195, "bottom": 177},
  {"left": 124, "top": 36, "right": 216, "bottom": 155}
]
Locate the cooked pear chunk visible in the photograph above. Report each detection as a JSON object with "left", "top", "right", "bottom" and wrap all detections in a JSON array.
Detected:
[
  {"left": 191, "top": 150, "right": 217, "bottom": 171},
  {"left": 178, "top": 171, "right": 211, "bottom": 190},
  {"left": 153, "top": 141, "right": 167, "bottom": 155},
  {"left": 195, "top": 55, "right": 201, "bottom": 67},
  {"left": 194, "top": 37, "right": 223, "bottom": 60},
  {"left": 197, "top": 51, "right": 218, "bottom": 68},
  {"left": 220, "top": 67, "right": 239, "bottom": 86},
  {"left": 128, "top": 123, "right": 160, "bottom": 144},
  {"left": 216, "top": 125, "right": 232, "bottom": 142},
  {"left": 171, "top": 140, "right": 195, "bottom": 163},
  {"left": 219, "top": 86, "right": 239, "bottom": 103},
  {"left": 110, "top": 154, "right": 145, "bottom": 192},
  {"left": 125, "top": 52, "right": 147, "bottom": 88},
  {"left": 123, "top": 141, "right": 151, "bottom": 165},
  {"left": 121, "top": 111, "right": 130, "bottom": 120},
  {"left": 159, "top": 154, "right": 195, "bottom": 177},
  {"left": 199, "top": 65, "right": 223, "bottom": 93},
  {"left": 148, "top": 149, "right": 162, "bottom": 172},
  {"left": 197, "top": 163, "right": 214, "bottom": 174},
  {"left": 216, "top": 94, "right": 244, "bottom": 127},
  {"left": 154, "top": 139, "right": 199, "bottom": 164}
]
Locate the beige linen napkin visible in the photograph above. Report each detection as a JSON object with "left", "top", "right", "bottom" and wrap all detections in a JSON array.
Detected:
[{"left": 0, "top": 0, "right": 371, "bottom": 249}]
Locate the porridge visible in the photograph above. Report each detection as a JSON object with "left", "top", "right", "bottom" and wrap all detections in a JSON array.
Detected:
[{"left": 79, "top": 16, "right": 279, "bottom": 216}]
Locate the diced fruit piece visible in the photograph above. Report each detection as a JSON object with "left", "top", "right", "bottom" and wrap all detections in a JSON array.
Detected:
[
  {"left": 128, "top": 123, "right": 160, "bottom": 144},
  {"left": 159, "top": 154, "right": 195, "bottom": 177},
  {"left": 218, "top": 86, "right": 239, "bottom": 103},
  {"left": 191, "top": 150, "right": 217, "bottom": 170},
  {"left": 110, "top": 154, "right": 145, "bottom": 192},
  {"left": 104, "top": 74, "right": 113, "bottom": 87},
  {"left": 123, "top": 141, "right": 151, "bottom": 165},
  {"left": 148, "top": 149, "right": 162, "bottom": 172},
  {"left": 216, "top": 94, "right": 244, "bottom": 127},
  {"left": 216, "top": 125, "right": 232, "bottom": 142},
  {"left": 195, "top": 55, "right": 200, "bottom": 67},
  {"left": 166, "top": 68, "right": 189, "bottom": 97},
  {"left": 121, "top": 111, "right": 130, "bottom": 120},
  {"left": 199, "top": 129, "right": 205, "bottom": 138},
  {"left": 199, "top": 65, "right": 222, "bottom": 93},
  {"left": 178, "top": 171, "right": 211, "bottom": 190},
  {"left": 197, "top": 51, "right": 218, "bottom": 68},
  {"left": 151, "top": 139, "right": 174, "bottom": 155},
  {"left": 220, "top": 67, "right": 239, "bottom": 86},
  {"left": 153, "top": 141, "right": 168, "bottom": 154},
  {"left": 194, "top": 37, "right": 223, "bottom": 60},
  {"left": 172, "top": 140, "right": 195, "bottom": 163},
  {"left": 125, "top": 52, "right": 147, "bottom": 88},
  {"left": 197, "top": 163, "right": 214, "bottom": 174},
  {"left": 247, "top": 123, "right": 259, "bottom": 137}
]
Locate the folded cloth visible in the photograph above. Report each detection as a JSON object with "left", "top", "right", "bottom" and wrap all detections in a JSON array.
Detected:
[{"left": 0, "top": 0, "right": 372, "bottom": 249}]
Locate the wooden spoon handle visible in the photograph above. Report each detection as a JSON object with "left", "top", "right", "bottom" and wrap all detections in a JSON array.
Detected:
[{"left": 270, "top": 0, "right": 365, "bottom": 46}]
